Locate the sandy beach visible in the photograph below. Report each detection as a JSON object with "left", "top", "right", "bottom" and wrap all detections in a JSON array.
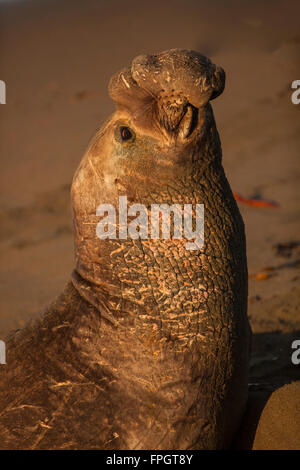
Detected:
[{"left": 0, "top": 0, "right": 299, "bottom": 448}]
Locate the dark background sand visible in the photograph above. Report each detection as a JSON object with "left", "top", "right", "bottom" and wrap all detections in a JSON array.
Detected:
[{"left": 0, "top": 0, "right": 299, "bottom": 446}]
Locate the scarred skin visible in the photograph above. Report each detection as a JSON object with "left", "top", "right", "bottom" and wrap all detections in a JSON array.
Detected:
[{"left": 0, "top": 49, "right": 251, "bottom": 450}]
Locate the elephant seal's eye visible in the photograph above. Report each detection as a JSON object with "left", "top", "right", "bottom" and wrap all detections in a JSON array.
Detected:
[{"left": 120, "top": 126, "right": 133, "bottom": 142}]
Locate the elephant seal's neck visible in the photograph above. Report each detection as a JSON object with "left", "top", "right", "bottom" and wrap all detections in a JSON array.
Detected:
[{"left": 71, "top": 157, "right": 237, "bottom": 350}]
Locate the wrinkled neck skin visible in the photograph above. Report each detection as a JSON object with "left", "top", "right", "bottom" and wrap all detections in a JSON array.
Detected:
[{"left": 71, "top": 103, "right": 246, "bottom": 345}]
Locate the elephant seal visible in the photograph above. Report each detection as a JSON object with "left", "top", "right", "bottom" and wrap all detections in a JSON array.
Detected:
[{"left": 0, "top": 49, "right": 250, "bottom": 450}]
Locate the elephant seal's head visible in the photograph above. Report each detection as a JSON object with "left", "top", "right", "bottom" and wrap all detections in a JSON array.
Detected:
[
  {"left": 72, "top": 49, "right": 225, "bottom": 202},
  {"left": 71, "top": 49, "right": 227, "bottom": 326}
]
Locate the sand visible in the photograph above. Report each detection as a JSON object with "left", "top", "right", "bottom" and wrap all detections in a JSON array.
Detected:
[{"left": 0, "top": 0, "right": 299, "bottom": 449}]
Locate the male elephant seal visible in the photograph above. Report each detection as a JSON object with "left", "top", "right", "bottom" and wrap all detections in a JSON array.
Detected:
[{"left": 0, "top": 49, "right": 251, "bottom": 450}]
